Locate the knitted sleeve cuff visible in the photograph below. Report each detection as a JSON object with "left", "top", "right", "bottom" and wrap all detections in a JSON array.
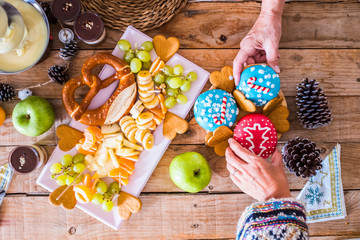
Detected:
[{"left": 236, "top": 198, "right": 309, "bottom": 240}]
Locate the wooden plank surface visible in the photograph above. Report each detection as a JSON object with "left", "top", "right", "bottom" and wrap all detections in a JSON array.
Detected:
[
  {"left": 0, "top": 95, "right": 358, "bottom": 146},
  {"left": 2, "top": 142, "right": 359, "bottom": 194},
  {"left": 1, "top": 0, "right": 359, "bottom": 239},
  {"left": 1, "top": 190, "right": 359, "bottom": 239},
  {"left": 1, "top": 49, "right": 360, "bottom": 99},
  {"left": 48, "top": 2, "right": 360, "bottom": 50}
]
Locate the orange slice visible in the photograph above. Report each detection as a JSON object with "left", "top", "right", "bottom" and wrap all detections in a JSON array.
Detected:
[
  {"left": 76, "top": 144, "right": 96, "bottom": 155},
  {"left": 87, "top": 126, "right": 103, "bottom": 141},
  {"left": 83, "top": 174, "right": 92, "bottom": 189},
  {"left": 121, "top": 178, "right": 129, "bottom": 186},
  {"left": 90, "top": 178, "right": 100, "bottom": 195},
  {"left": 109, "top": 168, "right": 130, "bottom": 179},
  {"left": 73, "top": 185, "right": 93, "bottom": 204}
]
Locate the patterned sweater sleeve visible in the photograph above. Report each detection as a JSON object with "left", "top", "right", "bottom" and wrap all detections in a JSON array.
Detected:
[{"left": 236, "top": 198, "right": 309, "bottom": 240}]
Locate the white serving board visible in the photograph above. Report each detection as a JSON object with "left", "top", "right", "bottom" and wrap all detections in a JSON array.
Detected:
[{"left": 36, "top": 26, "right": 210, "bottom": 230}]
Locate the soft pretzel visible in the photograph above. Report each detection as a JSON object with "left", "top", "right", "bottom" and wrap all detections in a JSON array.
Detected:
[{"left": 62, "top": 53, "right": 137, "bottom": 126}]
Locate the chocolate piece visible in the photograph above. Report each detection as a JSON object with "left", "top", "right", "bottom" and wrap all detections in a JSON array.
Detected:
[
  {"left": 8, "top": 146, "right": 39, "bottom": 174},
  {"left": 74, "top": 12, "right": 104, "bottom": 42},
  {"left": 51, "top": 0, "right": 81, "bottom": 23}
]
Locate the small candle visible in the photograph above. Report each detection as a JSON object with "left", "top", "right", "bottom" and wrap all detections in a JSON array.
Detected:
[{"left": 8, "top": 145, "right": 47, "bottom": 174}]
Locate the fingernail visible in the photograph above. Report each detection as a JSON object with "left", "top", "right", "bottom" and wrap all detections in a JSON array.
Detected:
[{"left": 274, "top": 65, "right": 280, "bottom": 73}]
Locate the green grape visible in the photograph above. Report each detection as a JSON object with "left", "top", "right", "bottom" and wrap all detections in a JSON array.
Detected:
[
  {"left": 173, "top": 64, "right": 184, "bottom": 76},
  {"left": 168, "top": 77, "right": 183, "bottom": 89},
  {"left": 96, "top": 181, "right": 108, "bottom": 194},
  {"left": 154, "top": 73, "right": 165, "bottom": 85},
  {"left": 61, "top": 154, "right": 73, "bottom": 167},
  {"left": 130, "top": 58, "right": 142, "bottom": 73},
  {"left": 74, "top": 174, "right": 83, "bottom": 184},
  {"left": 180, "top": 80, "right": 191, "bottom": 92},
  {"left": 92, "top": 193, "right": 104, "bottom": 205},
  {"left": 186, "top": 71, "right": 198, "bottom": 82},
  {"left": 123, "top": 51, "right": 135, "bottom": 64},
  {"left": 162, "top": 65, "right": 173, "bottom": 76},
  {"left": 165, "top": 76, "right": 173, "bottom": 86},
  {"left": 102, "top": 200, "right": 114, "bottom": 212},
  {"left": 176, "top": 94, "right": 188, "bottom": 104},
  {"left": 66, "top": 176, "right": 74, "bottom": 185},
  {"left": 140, "top": 41, "right": 153, "bottom": 52},
  {"left": 117, "top": 39, "right": 131, "bottom": 51},
  {"left": 50, "top": 163, "right": 62, "bottom": 174},
  {"left": 56, "top": 175, "right": 67, "bottom": 186},
  {"left": 73, "top": 163, "right": 85, "bottom": 173},
  {"left": 166, "top": 88, "right": 180, "bottom": 97},
  {"left": 109, "top": 182, "right": 121, "bottom": 194},
  {"left": 136, "top": 50, "right": 151, "bottom": 62},
  {"left": 72, "top": 153, "right": 85, "bottom": 164},
  {"left": 142, "top": 60, "right": 152, "bottom": 70},
  {"left": 165, "top": 97, "right": 176, "bottom": 109}
]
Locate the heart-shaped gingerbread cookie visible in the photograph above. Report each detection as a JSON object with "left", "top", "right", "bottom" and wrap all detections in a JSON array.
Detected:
[
  {"left": 214, "top": 140, "right": 229, "bottom": 156},
  {"left": 262, "top": 97, "right": 283, "bottom": 115},
  {"left": 266, "top": 105, "right": 290, "bottom": 133},
  {"left": 210, "top": 66, "right": 235, "bottom": 93},
  {"left": 153, "top": 35, "right": 180, "bottom": 62},
  {"left": 207, "top": 126, "right": 233, "bottom": 147},
  {"left": 118, "top": 191, "right": 142, "bottom": 220},
  {"left": 49, "top": 185, "right": 77, "bottom": 210},
  {"left": 163, "top": 112, "right": 189, "bottom": 140},
  {"left": 233, "top": 90, "right": 256, "bottom": 113},
  {"left": 56, "top": 125, "right": 84, "bottom": 152}
]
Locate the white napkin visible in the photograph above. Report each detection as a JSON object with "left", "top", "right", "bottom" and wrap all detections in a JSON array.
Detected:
[{"left": 297, "top": 144, "right": 346, "bottom": 223}]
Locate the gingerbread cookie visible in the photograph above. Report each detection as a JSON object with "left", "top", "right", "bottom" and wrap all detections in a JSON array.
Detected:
[
  {"left": 234, "top": 113, "right": 277, "bottom": 159},
  {"left": 233, "top": 90, "right": 256, "bottom": 113},
  {"left": 194, "top": 89, "right": 239, "bottom": 132},
  {"left": 56, "top": 125, "right": 84, "bottom": 152},
  {"left": 49, "top": 185, "right": 77, "bottom": 210},
  {"left": 210, "top": 66, "right": 235, "bottom": 93},
  {"left": 153, "top": 35, "right": 179, "bottom": 62},
  {"left": 163, "top": 112, "right": 189, "bottom": 140},
  {"left": 237, "top": 64, "right": 280, "bottom": 106},
  {"left": 118, "top": 191, "right": 142, "bottom": 220}
]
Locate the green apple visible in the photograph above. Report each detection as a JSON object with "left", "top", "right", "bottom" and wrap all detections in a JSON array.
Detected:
[
  {"left": 12, "top": 96, "right": 55, "bottom": 136},
  {"left": 169, "top": 152, "right": 211, "bottom": 193}
]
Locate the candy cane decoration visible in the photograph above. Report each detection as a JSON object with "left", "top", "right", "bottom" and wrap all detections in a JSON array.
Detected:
[
  {"left": 213, "top": 96, "right": 227, "bottom": 124},
  {"left": 247, "top": 77, "right": 270, "bottom": 94}
]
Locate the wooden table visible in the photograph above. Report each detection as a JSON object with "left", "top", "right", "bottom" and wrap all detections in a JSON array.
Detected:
[{"left": 1, "top": 0, "right": 360, "bottom": 239}]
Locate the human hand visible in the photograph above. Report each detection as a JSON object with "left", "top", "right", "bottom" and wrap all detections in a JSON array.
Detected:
[
  {"left": 225, "top": 138, "right": 291, "bottom": 201},
  {"left": 233, "top": 11, "right": 282, "bottom": 85}
]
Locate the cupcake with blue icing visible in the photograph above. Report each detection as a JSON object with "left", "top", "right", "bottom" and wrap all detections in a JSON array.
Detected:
[
  {"left": 236, "top": 64, "right": 280, "bottom": 106},
  {"left": 194, "top": 89, "right": 239, "bottom": 132}
]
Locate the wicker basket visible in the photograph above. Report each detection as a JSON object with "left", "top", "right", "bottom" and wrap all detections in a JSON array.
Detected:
[{"left": 81, "top": 0, "right": 188, "bottom": 32}]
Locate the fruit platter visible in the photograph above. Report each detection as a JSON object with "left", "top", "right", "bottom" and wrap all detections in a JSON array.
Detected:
[{"left": 36, "top": 26, "right": 210, "bottom": 229}]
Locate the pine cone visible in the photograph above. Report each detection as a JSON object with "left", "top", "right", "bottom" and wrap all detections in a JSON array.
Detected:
[
  {"left": 0, "top": 83, "right": 16, "bottom": 102},
  {"left": 59, "top": 40, "right": 78, "bottom": 61},
  {"left": 47, "top": 65, "right": 69, "bottom": 85},
  {"left": 296, "top": 78, "right": 332, "bottom": 129},
  {"left": 283, "top": 137, "right": 322, "bottom": 178}
]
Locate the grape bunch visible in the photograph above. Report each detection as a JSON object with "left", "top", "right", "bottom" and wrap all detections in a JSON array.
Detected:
[
  {"left": 50, "top": 153, "right": 86, "bottom": 186},
  {"left": 117, "top": 39, "right": 153, "bottom": 73},
  {"left": 154, "top": 65, "right": 198, "bottom": 109},
  {"left": 92, "top": 181, "right": 120, "bottom": 212}
]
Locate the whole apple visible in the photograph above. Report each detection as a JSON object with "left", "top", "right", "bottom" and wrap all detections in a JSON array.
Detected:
[
  {"left": 169, "top": 152, "right": 212, "bottom": 193},
  {"left": 12, "top": 96, "right": 55, "bottom": 136}
]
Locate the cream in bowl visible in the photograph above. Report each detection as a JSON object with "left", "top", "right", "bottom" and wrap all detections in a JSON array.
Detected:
[{"left": 0, "top": 0, "right": 49, "bottom": 74}]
